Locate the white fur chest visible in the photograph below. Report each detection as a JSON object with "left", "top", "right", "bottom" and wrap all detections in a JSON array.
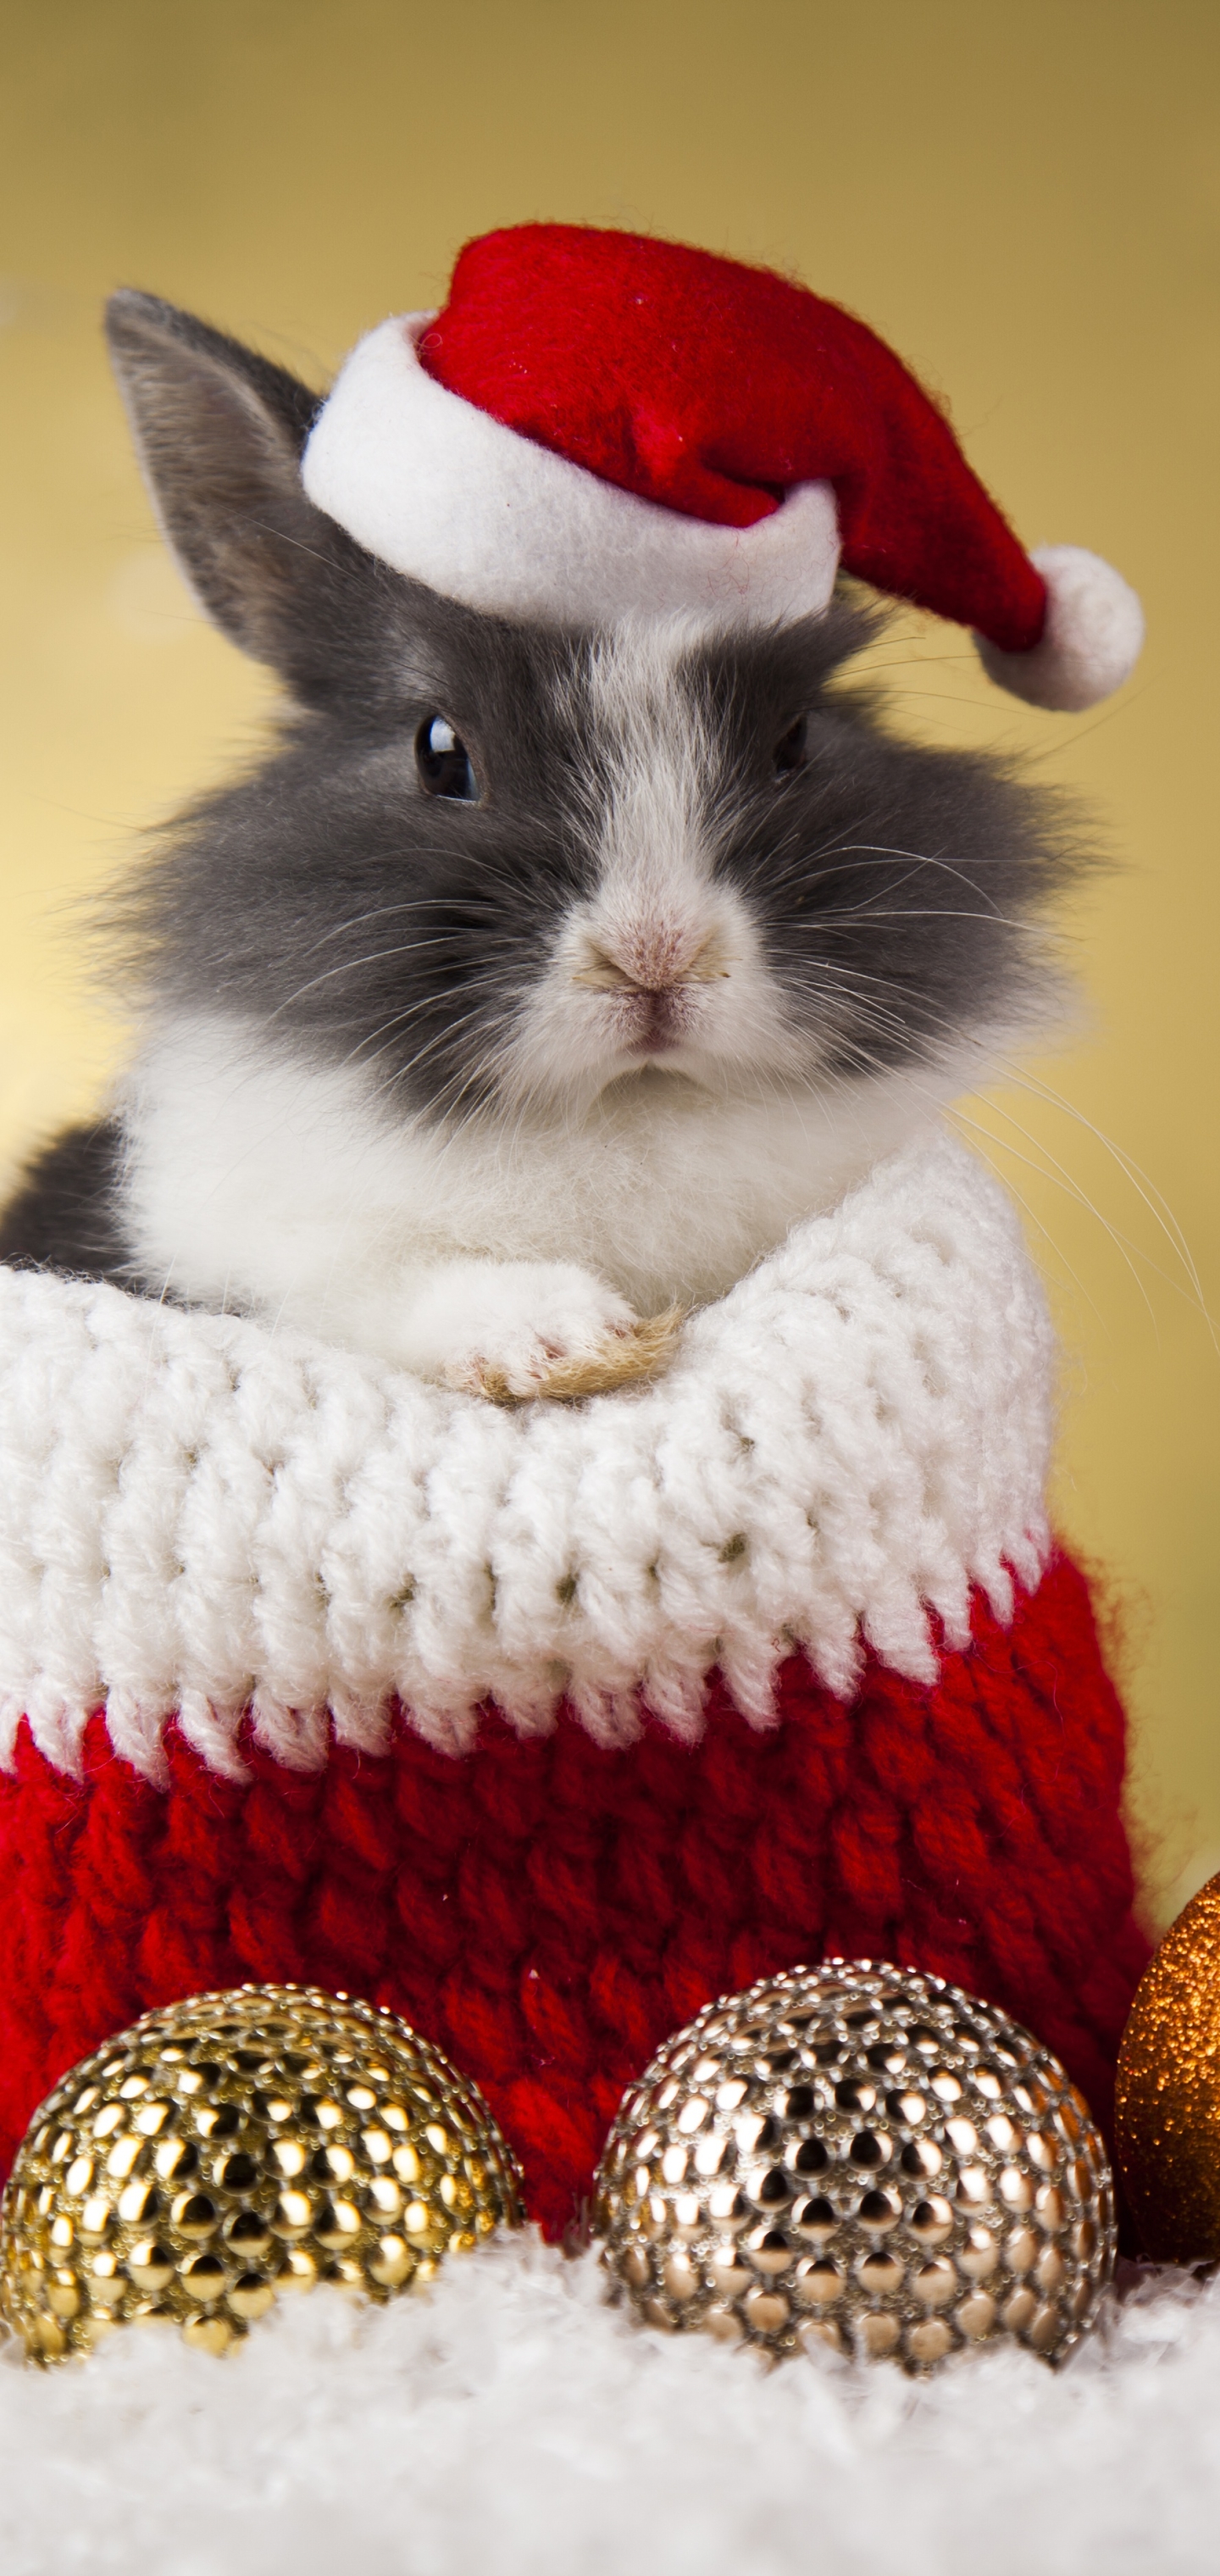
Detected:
[{"left": 119, "top": 1018, "right": 972, "bottom": 1359}]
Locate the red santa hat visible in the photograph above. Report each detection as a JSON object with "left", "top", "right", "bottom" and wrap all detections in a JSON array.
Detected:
[{"left": 302, "top": 223, "right": 1143, "bottom": 712}]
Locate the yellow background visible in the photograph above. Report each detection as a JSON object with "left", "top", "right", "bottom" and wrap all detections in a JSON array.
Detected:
[{"left": 1, "top": 0, "right": 1216, "bottom": 1922}]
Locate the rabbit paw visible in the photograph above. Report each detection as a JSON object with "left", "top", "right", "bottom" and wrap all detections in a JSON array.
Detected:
[{"left": 403, "top": 1262, "right": 679, "bottom": 1402}]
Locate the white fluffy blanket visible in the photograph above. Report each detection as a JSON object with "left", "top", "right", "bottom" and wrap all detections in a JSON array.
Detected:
[
  {"left": 0, "top": 2235, "right": 1214, "bottom": 2574},
  {"left": 0, "top": 1130, "right": 1052, "bottom": 1780}
]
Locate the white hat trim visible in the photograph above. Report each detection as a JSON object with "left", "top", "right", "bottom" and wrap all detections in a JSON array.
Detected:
[{"left": 301, "top": 315, "right": 842, "bottom": 630}]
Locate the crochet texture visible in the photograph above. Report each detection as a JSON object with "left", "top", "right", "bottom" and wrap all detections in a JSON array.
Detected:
[{"left": 0, "top": 1132, "right": 1148, "bottom": 2232}]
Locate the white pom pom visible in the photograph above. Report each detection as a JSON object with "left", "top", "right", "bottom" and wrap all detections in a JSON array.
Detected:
[{"left": 975, "top": 543, "right": 1145, "bottom": 712}]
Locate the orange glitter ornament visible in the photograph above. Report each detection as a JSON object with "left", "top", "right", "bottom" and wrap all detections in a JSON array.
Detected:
[{"left": 1116, "top": 1873, "right": 1220, "bottom": 2262}]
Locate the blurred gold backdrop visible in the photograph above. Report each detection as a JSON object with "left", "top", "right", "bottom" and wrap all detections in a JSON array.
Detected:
[{"left": 0, "top": 0, "right": 1216, "bottom": 1918}]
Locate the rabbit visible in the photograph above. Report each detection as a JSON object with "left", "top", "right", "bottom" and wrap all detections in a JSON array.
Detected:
[{"left": 0, "top": 291, "right": 1085, "bottom": 1400}]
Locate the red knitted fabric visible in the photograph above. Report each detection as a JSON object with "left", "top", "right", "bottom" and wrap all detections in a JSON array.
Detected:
[
  {"left": 0, "top": 1548, "right": 1146, "bottom": 2241},
  {"left": 421, "top": 223, "right": 1049, "bottom": 651}
]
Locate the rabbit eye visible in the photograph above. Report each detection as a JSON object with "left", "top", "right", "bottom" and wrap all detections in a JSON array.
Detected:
[
  {"left": 773, "top": 717, "right": 807, "bottom": 781},
  {"left": 417, "top": 716, "right": 480, "bottom": 802}
]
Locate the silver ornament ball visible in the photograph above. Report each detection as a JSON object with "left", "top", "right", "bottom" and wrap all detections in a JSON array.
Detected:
[{"left": 594, "top": 1960, "right": 1115, "bottom": 2370}]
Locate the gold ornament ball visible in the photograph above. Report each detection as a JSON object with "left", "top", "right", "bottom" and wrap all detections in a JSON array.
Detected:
[
  {"left": 0, "top": 1985, "right": 523, "bottom": 2362},
  {"left": 1116, "top": 1870, "right": 1220, "bottom": 2262},
  {"left": 594, "top": 1960, "right": 1115, "bottom": 2371}
]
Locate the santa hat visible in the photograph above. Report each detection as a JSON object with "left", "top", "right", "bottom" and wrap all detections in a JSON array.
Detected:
[{"left": 302, "top": 223, "right": 1143, "bottom": 713}]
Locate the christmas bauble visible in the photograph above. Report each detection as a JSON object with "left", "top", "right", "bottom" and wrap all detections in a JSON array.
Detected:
[
  {"left": 1115, "top": 1870, "right": 1220, "bottom": 2261},
  {"left": 594, "top": 1960, "right": 1115, "bottom": 2369},
  {"left": 0, "top": 1985, "right": 523, "bottom": 2362}
]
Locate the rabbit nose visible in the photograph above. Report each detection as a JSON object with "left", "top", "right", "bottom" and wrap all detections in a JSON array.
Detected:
[{"left": 574, "top": 923, "right": 729, "bottom": 994}]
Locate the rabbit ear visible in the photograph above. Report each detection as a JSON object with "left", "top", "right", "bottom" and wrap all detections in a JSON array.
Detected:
[{"left": 105, "top": 290, "right": 336, "bottom": 673}]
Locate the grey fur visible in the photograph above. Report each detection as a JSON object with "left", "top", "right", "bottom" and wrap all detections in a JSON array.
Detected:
[{"left": 0, "top": 293, "right": 1092, "bottom": 1281}]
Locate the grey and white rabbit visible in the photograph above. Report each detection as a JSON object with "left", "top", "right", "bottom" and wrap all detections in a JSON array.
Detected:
[{"left": 0, "top": 294, "right": 1083, "bottom": 1396}]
